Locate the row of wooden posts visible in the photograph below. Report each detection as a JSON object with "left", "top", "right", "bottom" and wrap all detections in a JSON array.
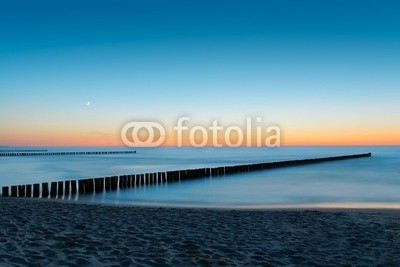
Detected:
[
  {"left": 0, "top": 149, "right": 48, "bottom": 153},
  {"left": 0, "top": 150, "right": 136, "bottom": 157},
  {"left": 1, "top": 153, "right": 371, "bottom": 198}
]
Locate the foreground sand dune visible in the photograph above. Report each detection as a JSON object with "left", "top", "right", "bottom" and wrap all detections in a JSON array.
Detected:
[{"left": 1, "top": 198, "right": 400, "bottom": 266}]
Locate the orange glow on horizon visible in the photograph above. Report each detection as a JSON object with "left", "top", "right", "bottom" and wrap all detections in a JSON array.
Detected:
[{"left": 1, "top": 125, "right": 399, "bottom": 147}]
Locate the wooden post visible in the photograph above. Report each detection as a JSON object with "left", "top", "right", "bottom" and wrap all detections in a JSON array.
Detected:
[
  {"left": 132, "top": 175, "right": 137, "bottom": 187},
  {"left": 71, "top": 180, "right": 77, "bottom": 194},
  {"left": 33, "top": 184, "right": 40, "bottom": 197},
  {"left": 42, "top": 183, "right": 49, "bottom": 198},
  {"left": 111, "top": 176, "right": 118, "bottom": 190},
  {"left": 210, "top": 168, "right": 214, "bottom": 176},
  {"left": 118, "top": 176, "right": 122, "bottom": 189},
  {"left": 26, "top": 184, "right": 32, "bottom": 197},
  {"left": 11, "top": 186, "right": 17, "bottom": 197},
  {"left": 179, "top": 170, "right": 185, "bottom": 180},
  {"left": 2, "top": 186, "right": 9, "bottom": 197},
  {"left": 105, "top": 177, "right": 111, "bottom": 191},
  {"left": 132, "top": 174, "right": 136, "bottom": 187},
  {"left": 78, "top": 180, "right": 85, "bottom": 194},
  {"left": 119, "top": 176, "right": 124, "bottom": 189},
  {"left": 95, "top": 178, "right": 104, "bottom": 193},
  {"left": 123, "top": 175, "right": 128, "bottom": 188},
  {"left": 170, "top": 171, "right": 175, "bottom": 181},
  {"left": 65, "top": 180, "right": 70, "bottom": 196},
  {"left": 140, "top": 174, "right": 144, "bottom": 186},
  {"left": 50, "top": 182, "right": 57, "bottom": 197},
  {"left": 85, "top": 179, "right": 94, "bottom": 194},
  {"left": 89, "top": 179, "right": 95, "bottom": 193},
  {"left": 57, "top": 181, "right": 63, "bottom": 197},
  {"left": 18, "top": 185, "right": 26, "bottom": 197},
  {"left": 126, "top": 175, "right": 131, "bottom": 188}
]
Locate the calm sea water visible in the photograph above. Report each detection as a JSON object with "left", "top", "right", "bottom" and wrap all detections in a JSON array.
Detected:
[{"left": 1, "top": 146, "right": 399, "bottom": 208}]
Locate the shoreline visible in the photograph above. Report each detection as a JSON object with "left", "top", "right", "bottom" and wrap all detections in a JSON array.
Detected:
[
  {"left": 1, "top": 197, "right": 400, "bottom": 265},
  {"left": 10, "top": 196, "right": 400, "bottom": 212}
]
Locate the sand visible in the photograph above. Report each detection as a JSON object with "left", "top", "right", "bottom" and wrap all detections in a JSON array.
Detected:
[{"left": 1, "top": 198, "right": 400, "bottom": 266}]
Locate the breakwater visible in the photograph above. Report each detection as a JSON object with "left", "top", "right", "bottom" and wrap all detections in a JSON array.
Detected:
[
  {"left": 1, "top": 153, "right": 371, "bottom": 198},
  {"left": 0, "top": 149, "right": 48, "bottom": 152},
  {"left": 0, "top": 150, "right": 136, "bottom": 157}
]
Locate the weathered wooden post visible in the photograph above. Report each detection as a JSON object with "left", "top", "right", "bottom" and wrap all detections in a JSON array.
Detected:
[
  {"left": 50, "top": 182, "right": 57, "bottom": 197},
  {"left": 105, "top": 177, "right": 111, "bottom": 191},
  {"left": 89, "top": 179, "right": 95, "bottom": 193},
  {"left": 168, "top": 171, "right": 173, "bottom": 181},
  {"left": 137, "top": 174, "right": 141, "bottom": 186},
  {"left": 71, "top": 180, "right": 77, "bottom": 194},
  {"left": 119, "top": 176, "right": 124, "bottom": 189},
  {"left": 65, "top": 180, "right": 70, "bottom": 196},
  {"left": 149, "top": 173, "right": 153, "bottom": 185},
  {"left": 18, "top": 185, "right": 26, "bottom": 197},
  {"left": 57, "top": 181, "right": 64, "bottom": 197},
  {"left": 118, "top": 176, "right": 122, "bottom": 189},
  {"left": 132, "top": 174, "right": 137, "bottom": 187},
  {"left": 2, "top": 186, "right": 9, "bottom": 197},
  {"left": 211, "top": 168, "right": 217, "bottom": 176},
  {"left": 140, "top": 174, "right": 145, "bottom": 186},
  {"left": 95, "top": 178, "right": 104, "bottom": 193},
  {"left": 85, "top": 179, "right": 94, "bottom": 194},
  {"left": 123, "top": 175, "right": 127, "bottom": 187},
  {"left": 11, "top": 186, "right": 17, "bottom": 197},
  {"left": 111, "top": 176, "right": 118, "bottom": 190},
  {"left": 126, "top": 175, "right": 130, "bottom": 188},
  {"left": 100, "top": 178, "right": 104, "bottom": 192},
  {"left": 78, "top": 180, "right": 85, "bottom": 194},
  {"left": 42, "top": 183, "right": 49, "bottom": 198},
  {"left": 33, "top": 184, "right": 40, "bottom": 197},
  {"left": 133, "top": 174, "right": 137, "bottom": 187},
  {"left": 26, "top": 184, "right": 32, "bottom": 197},
  {"left": 124, "top": 175, "right": 129, "bottom": 188},
  {"left": 180, "top": 170, "right": 186, "bottom": 180},
  {"left": 127, "top": 175, "right": 132, "bottom": 188}
]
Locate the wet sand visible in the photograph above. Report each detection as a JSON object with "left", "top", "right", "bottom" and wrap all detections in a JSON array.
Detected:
[{"left": 1, "top": 198, "right": 400, "bottom": 266}]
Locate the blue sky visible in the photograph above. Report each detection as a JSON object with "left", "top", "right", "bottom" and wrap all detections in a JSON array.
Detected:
[{"left": 0, "top": 0, "right": 399, "bottom": 145}]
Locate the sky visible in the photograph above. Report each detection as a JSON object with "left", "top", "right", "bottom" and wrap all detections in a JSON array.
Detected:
[{"left": 0, "top": 0, "right": 399, "bottom": 146}]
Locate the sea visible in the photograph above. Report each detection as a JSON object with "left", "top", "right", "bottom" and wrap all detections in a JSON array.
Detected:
[{"left": 0, "top": 146, "right": 399, "bottom": 208}]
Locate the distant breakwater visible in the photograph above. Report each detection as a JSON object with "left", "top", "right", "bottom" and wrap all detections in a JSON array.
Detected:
[
  {"left": 0, "top": 149, "right": 48, "bottom": 153},
  {"left": 0, "top": 150, "right": 137, "bottom": 157},
  {"left": 1, "top": 153, "right": 371, "bottom": 198}
]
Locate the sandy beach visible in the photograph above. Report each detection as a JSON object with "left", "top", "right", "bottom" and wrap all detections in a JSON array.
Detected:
[{"left": 0, "top": 198, "right": 400, "bottom": 266}]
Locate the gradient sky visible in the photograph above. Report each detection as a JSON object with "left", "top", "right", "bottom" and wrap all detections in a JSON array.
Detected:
[{"left": 0, "top": 0, "right": 399, "bottom": 146}]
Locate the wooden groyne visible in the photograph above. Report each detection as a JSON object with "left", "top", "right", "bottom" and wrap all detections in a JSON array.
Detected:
[
  {"left": 0, "top": 149, "right": 48, "bottom": 152},
  {"left": 1, "top": 153, "right": 371, "bottom": 198},
  {"left": 0, "top": 150, "right": 136, "bottom": 157}
]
